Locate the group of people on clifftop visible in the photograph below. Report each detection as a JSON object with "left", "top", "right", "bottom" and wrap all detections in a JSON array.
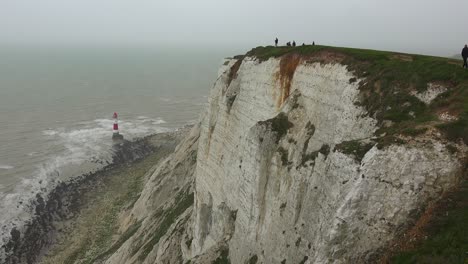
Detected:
[
  {"left": 275, "top": 38, "right": 314, "bottom": 47},
  {"left": 273, "top": 39, "right": 468, "bottom": 69},
  {"left": 275, "top": 38, "right": 468, "bottom": 69}
]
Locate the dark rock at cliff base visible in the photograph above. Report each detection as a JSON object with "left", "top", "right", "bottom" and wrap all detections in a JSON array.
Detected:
[
  {"left": 112, "top": 133, "right": 124, "bottom": 141},
  {"left": 1, "top": 135, "right": 158, "bottom": 264}
]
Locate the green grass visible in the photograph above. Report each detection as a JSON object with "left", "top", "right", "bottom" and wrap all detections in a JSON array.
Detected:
[
  {"left": 248, "top": 254, "right": 258, "bottom": 264},
  {"left": 62, "top": 162, "right": 151, "bottom": 264},
  {"left": 391, "top": 178, "right": 468, "bottom": 264},
  {"left": 436, "top": 113, "right": 468, "bottom": 144},
  {"left": 259, "top": 112, "right": 294, "bottom": 143},
  {"left": 246, "top": 45, "right": 468, "bottom": 145},
  {"left": 41, "top": 150, "right": 164, "bottom": 264},
  {"left": 400, "top": 127, "right": 429, "bottom": 137},
  {"left": 246, "top": 45, "right": 327, "bottom": 61},
  {"left": 300, "top": 144, "right": 330, "bottom": 167},
  {"left": 138, "top": 190, "right": 194, "bottom": 261},
  {"left": 213, "top": 247, "right": 231, "bottom": 264},
  {"left": 91, "top": 220, "right": 143, "bottom": 263},
  {"left": 334, "top": 140, "right": 374, "bottom": 162},
  {"left": 299, "top": 256, "right": 309, "bottom": 264}
]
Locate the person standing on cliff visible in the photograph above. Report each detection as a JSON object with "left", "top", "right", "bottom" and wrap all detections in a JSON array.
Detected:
[
  {"left": 275, "top": 38, "right": 278, "bottom": 47},
  {"left": 462, "top": 44, "right": 468, "bottom": 68}
]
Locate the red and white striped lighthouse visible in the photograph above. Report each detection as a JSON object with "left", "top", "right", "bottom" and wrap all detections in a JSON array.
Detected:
[
  {"left": 112, "top": 112, "right": 124, "bottom": 140},
  {"left": 112, "top": 112, "right": 119, "bottom": 134}
]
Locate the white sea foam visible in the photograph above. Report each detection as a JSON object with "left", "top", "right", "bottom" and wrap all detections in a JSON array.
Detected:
[
  {"left": 151, "top": 118, "right": 166, "bottom": 125},
  {"left": 0, "top": 116, "right": 170, "bottom": 260},
  {"left": 0, "top": 165, "right": 14, "bottom": 170},
  {"left": 42, "top": 129, "right": 59, "bottom": 136}
]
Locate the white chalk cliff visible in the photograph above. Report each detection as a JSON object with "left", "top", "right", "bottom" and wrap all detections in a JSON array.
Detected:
[{"left": 105, "top": 52, "right": 465, "bottom": 264}]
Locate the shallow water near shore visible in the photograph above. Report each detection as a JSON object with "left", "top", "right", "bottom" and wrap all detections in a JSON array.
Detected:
[{"left": 0, "top": 45, "right": 237, "bottom": 260}]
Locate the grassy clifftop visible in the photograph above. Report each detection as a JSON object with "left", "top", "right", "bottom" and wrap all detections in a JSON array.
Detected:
[{"left": 244, "top": 45, "right": 468, "bottom": 146}]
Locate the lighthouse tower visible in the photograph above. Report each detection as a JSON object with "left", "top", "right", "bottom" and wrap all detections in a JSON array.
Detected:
[{"left": 112, "top": 112, "right": 123, "bottom": 140}]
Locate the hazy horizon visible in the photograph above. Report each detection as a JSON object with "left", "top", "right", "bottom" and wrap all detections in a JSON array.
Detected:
[{"left": 1, "top": 0, "right": 467, "bottom": 57}]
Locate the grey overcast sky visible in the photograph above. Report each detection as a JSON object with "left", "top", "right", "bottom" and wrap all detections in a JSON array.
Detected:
[{"left": 1, "top": 0, "right": 467, "bottom": 56}]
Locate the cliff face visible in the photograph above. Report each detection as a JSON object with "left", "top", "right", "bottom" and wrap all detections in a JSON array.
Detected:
[
  {"left": 103, "top": 47, "right": 466, "bottom": 264},
  {"left": 188, "top": 51, "right": 465, "bottom": 263}
]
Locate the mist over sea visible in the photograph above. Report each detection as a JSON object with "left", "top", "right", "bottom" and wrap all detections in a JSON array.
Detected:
[{"left": 0, "top": 45, "right": 238, "bottom": 254}]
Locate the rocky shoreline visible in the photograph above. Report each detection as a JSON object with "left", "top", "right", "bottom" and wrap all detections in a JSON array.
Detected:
[{"left": 2, "top": 128, "right": 189, "bottom": 264}]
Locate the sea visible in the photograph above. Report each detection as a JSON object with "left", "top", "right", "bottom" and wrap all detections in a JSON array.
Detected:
[{"left": 0, "top": 45, "right": 241, "bottom": 256}]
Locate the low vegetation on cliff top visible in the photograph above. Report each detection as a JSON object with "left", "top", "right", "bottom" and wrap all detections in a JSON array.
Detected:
[
  {"left": 246, "top": 45, "right": 468, "bottom": 145},
  {"left": 390, "top": 175, "right": 468, "bottom": 263}
]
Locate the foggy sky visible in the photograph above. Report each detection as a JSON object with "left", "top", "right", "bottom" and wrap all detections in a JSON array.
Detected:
[{"left": 1, "top": 0, "right": 467, "bottom": 56}]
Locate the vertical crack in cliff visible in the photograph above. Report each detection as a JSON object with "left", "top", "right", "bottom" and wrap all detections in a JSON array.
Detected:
[
  {"left": 225, "top": 59, "right": 243, "bottom": 114},
  {"left": 254, "top": 121, "right": 287, "bottom": 240},
  {"left": 226, "top": 58, "right": 243, "bottom": 88},
  {"left": 294, "top": 178, "right": 308, "bottom": 225},
  {"left": 276, "top": 54, "right": 302, "bottom": 108},
  {"left": 197, "top": 193, "right": 213, "bottom": 250},
  {"left": 299, "top": 122, "right": 316, "bottom": 167},
  {"left": 256, "top": 148, "right": 273, "bottom": 241},
  {"left": 205, "top": 103, "right": 219, "bottom": 157}
]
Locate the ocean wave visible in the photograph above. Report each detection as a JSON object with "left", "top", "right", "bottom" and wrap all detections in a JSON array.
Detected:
[
  {"left": 0, "top": 165, "right": 14, "bottom": 170},
  {"left": 152, "top": 118, "right": 166, "bottom": 125},
  {"left": 0, "top": 115, "right": 171, "bottom": 260},
  {"left": 42, "top": 129, "right": 59, "bottom": 136}
]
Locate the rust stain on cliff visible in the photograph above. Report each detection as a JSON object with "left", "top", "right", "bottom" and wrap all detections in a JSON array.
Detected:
[{"left": 276, "top": 54, "right": 301, "bottom": 108}]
